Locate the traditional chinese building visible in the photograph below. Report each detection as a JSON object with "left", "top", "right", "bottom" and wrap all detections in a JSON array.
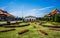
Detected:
[
  {"left": 0, "top": 9, "right": 15, "bottom": 21},
  {"left": 44, "top": 9, "right": 60, "bottom": 22},
  {"left": 44, "top": 9, "right": 60, "bottom": 18},
  {"left": 24, "top": 16, "right": 37, "bottom": 22}
]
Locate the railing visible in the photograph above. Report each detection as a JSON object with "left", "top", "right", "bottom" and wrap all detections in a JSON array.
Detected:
[{"left": 0, "top": 21, "right": 22, "bottom": 25}]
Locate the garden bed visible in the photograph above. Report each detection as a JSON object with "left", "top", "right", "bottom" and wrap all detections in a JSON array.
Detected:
[
  {"left": 49, "top": 28, "right": 60, "bottom": 31},
  {"left": 0, "top": 28, "right": 16, "bottom": 32},
  {"left": 41, "top": 25, "right": 60, "bottom": 28},
  {"left": 4, "top": 24, "right": 30, "bottom": 28},
  {"left": 39, "top": 30, "right": 48, "bottom": 35},
  {"left": 18, "top": 29, "right": 29, "bottom": 35}
]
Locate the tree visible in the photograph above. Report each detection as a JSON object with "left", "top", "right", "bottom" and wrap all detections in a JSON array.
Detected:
[{"left": 51, "top": 14, "right": 60, "bottom": 22}]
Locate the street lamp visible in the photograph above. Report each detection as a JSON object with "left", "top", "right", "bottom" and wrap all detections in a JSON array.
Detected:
[{"left": 22, "top": 5, "right": 24, "bottom": 22}]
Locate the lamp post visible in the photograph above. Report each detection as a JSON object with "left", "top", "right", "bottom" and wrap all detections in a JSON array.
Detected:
[
  {"left": 22, "top": 10, "right": 23, "bottom": 22},
  {"left": 22, "top": 5, "right": 24, "bottom": 22}
]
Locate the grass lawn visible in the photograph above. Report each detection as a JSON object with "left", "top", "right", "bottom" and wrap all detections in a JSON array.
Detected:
[{"left": 0, "top": 22, "right": 60, "bottom": 38}]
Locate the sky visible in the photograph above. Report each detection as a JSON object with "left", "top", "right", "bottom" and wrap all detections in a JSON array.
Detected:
[{"left": 0, "top": 0, "right": 60, "bottom": 17}]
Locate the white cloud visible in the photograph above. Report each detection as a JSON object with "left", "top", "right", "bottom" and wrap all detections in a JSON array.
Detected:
[
  {"left": 24, "top": 6, "right": 53, "bottom": 17},
  {"left": 0, "top": 5, "right": 53, "bottom": 17},
  {"left": 10, "top": 10, "right": 22, "bottom": 17},
  {"left": 38, "top": 6, "right": 53, "bottom": 10}
]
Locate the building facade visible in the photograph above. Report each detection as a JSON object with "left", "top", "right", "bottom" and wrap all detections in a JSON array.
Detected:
[
  {"left": 44, "top": 9, "right": 60, "bottom": 22},
  {"left": 24, "top": 16, "right": 37, "bottom": 22}
]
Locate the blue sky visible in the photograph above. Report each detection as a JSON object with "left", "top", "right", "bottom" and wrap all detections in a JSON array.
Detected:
[{"left": 0, "top": 0, "right": 60, "bottom": 17}]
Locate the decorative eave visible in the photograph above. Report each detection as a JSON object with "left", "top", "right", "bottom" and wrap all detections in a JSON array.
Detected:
[
  {"left": 44, "top": 8, "right": 60, "bottom": 17},
  {"left": 0, "top": 9, "right": 15, "bottom": 18}
]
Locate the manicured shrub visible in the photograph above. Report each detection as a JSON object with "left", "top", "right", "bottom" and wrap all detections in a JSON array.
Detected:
[
  {"left": 20, "top": 24, "right": 30, "bottom": 27},
  {"left": 53, "top": 26, "right": 60, "bottom": 28},
  {"left": 49, "top": 28, "right": 60, "bottom": 31},
  {"left": 39, "top": 22, "right": 45, "bottom": 25},
  {"left": 0, "top": 28, "right": 16, "bottom": 32},
  {"left": 49, "top": 28, "right": 56, "bottom": 30},
  {"left": 39, "top": 22, "right": 43, "bottom": 25},
  {"left": 35, "top": 23, "right": 36, "bottom": 24},
  {"left": 33, "top": 26, "right": 36, "bottom": 28},
  {"left": 7, "top": 21, "right": 11, "bottom": 25},
  {"left": 51, "top": 23, "right": 57, "bottom": 25}
]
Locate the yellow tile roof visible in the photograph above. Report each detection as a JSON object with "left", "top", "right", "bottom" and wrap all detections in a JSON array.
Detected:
[
  {"left": 45, "top": 9, "right": 60, "bottom": 17},
  {"left": 0, "top": 10, "right": 15, "bottom": 17}
]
